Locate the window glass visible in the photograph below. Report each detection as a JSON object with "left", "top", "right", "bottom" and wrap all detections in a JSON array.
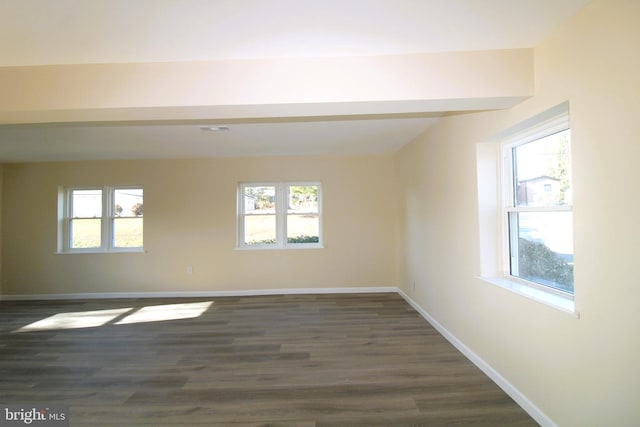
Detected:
[
  {"left": 287, "top": 215, "right": 319, "bottom": 243},
  {"left": 244, "top": 215, "right": 277, "bottom": 245},
  {"left": 70, "top": 219, "right": 101, "bottom": 249},
  {"left": 513, "top": 129, "right": 571, "bottom": 207},
  {"left": 508, "top": 211, "right": 574, "bottom": 293},
  {"left": 72, "top": 189, "right": 102, "bottom": 218},
  {"left": 244, "top": 186, "right": 276, "bottom": 214},
  {"left": 288, "top": 185, "right": 318, "bottom": 214}
]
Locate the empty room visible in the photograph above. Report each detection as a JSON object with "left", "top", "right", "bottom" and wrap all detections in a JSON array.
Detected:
[{"left": 0, "top": 0, "right": 638, "bottom": 426}]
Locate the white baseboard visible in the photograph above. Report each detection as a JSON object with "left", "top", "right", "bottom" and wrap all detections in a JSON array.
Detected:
[
  {"left": 0, "top": 286, "right": 398, "bottom": 301},
  {"left": 397, "top": 288, "right": 555, "bottom": 427}
]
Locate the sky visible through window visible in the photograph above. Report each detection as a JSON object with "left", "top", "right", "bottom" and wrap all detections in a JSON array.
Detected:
[
  {"left": 515, "top": 130, "right": 570, "bottom": 185},
  {"left": 72, "top": 189, "right": 143, "bottom": 217}
]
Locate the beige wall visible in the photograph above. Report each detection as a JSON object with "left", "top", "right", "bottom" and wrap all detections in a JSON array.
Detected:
[
  {"left": 1, "top": 155, "right": 397, "bottom": 295},
  {"left": 395, "top": 0, "right": 640, "bottom": 425}
]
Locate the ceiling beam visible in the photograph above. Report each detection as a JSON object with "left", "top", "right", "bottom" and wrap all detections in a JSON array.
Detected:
[{"left": 0, "top": 49, "right": 533, "bottom": 125}]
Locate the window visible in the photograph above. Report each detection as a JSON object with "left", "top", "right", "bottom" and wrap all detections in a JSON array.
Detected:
[
  {"left": 503, "top": 113, "right": 573, "bottom": 296},
  {"left": 237, "top": 182, "right": 321, "bottom": 249},
  {"left": 60, "top": 187, "right": 143, "bottom": 252}
]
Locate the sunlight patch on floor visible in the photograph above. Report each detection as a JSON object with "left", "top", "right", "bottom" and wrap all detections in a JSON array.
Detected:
[
  {"left": 14, "top": 308, "right": 134, "bottom": 332},
  {"left": 115, "top": 301, "right": 214, "bottom": 325},
  {"left": 13, "top": 301, "right": 214, "bottom": 332}
]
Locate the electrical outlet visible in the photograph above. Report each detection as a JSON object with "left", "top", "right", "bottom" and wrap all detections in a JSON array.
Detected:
[
  {"left": 187, "top": 266, "right": 193, "bottom": 275},
  {"left": 412, "top": 280, "right": 416, "bottom": 293}
]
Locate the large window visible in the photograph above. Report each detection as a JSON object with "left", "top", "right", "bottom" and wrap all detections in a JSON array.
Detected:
[
  {"left": 503, "top": 114, "right": 573, "bottom": 296},
  {"left": 237, "top": 182, "right": 321, "bottom": 249},
  {"left": 61, "top": 187, "right": 143, "bottom": 252}
]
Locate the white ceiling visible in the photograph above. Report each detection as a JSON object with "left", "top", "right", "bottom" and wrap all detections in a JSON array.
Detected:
[
  {"left": 0, "top": 117, "right": 441, "bottom": 162},
  {"left": 0, "top": 0, "right": 591, "bottom": 66},
  {"left": 0, "top": 0, "right": 591, "bottom": 162}
]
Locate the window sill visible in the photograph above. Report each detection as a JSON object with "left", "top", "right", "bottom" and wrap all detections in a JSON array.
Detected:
[
  {"left": 56, "top": 249, "right": 146, "bottom": 255},
  {"left": 479, "top": 276, "right": 579, "bottom": 318},
  {"left": 235, "top": 245, "right": 324, "bottom": 251}
]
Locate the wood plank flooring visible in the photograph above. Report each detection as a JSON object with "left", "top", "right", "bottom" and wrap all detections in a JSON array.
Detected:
[{"left": 0, "top": 293, "right": 538, "bottom": 426}]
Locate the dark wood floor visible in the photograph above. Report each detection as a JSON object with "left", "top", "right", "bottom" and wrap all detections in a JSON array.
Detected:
[{"left": 0, "top": 293, "right": 537, "bottom": 426}]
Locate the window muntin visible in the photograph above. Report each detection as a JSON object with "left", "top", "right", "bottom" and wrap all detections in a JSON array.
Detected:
[
  {"left": 63, "top": 187, "right": 143, "bottom": 252},
  {"left": 504, "top": 123, "right": 573, "bottom": 295},
  {"left": 238, "top": 182, "right": 321, "bottom": 249}
]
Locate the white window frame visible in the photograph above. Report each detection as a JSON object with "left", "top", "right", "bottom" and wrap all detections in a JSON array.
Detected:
[
  {"left": 237, "top": 182, "right": 322, "bottom": 250},
  {"left": 501, "top": 114, "right": 573, "bottom": 298},
  {"left": 476, "top": 103, "right": 577, "bottom": 316},
  {"left": 59, "top": 186, "right": 144, "bottom": 253}
]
